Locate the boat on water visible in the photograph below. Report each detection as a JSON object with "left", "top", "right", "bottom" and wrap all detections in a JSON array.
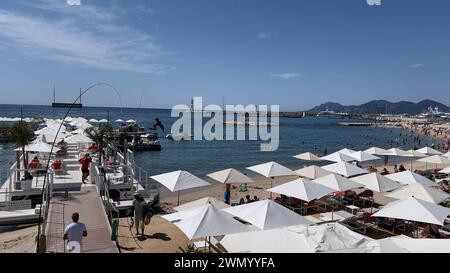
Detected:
[
  {"left": 112, "top": 122, "right": 161, "bottom": 151},
  {"left": 316, "top": 108, "right": 339, "bottom": 118}
]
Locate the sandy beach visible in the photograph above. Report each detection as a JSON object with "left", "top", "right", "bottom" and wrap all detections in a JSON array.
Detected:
[{"left": 0, "top": 225, "right": 37, "bottom": 253}]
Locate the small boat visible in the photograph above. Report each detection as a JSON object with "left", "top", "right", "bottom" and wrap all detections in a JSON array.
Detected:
[{"left": 316, "top": 108, "right": 339, "bottom": 118}]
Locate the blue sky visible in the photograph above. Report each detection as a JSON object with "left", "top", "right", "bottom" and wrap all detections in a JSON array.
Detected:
[{"left": 0, "top": 0, "right": 449, "bottom": 111}]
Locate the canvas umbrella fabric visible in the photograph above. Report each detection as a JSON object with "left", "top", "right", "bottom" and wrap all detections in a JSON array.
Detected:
[
  {"left": 126, "top": 119, "right": 136, "bottom": 123},
  {"left": 320, "top": 152, "right": 356, "bottom": 163},
  {"left": 115, "top": 119, "right": 124, "bottom": 123},
  {"left": 222, "top": 199, "right": 312, "bottom": 230},
  {"left": 267, "top": 178, "right": 335, "bottom": 202},
  {"left": 15, "top": 141, "right": 60, "bottom": 154},
  {"left": 417, "top": 155, "right": 450, "bottom": 169},
  {"left": 98, "top": 119, "right": 108, "bottom": 123},
  {"left": 162, "top": 203, "right": 249, "bottom": 240},
  {"left": 295, "top": 165, "right": 331, "bottom": 179},
  {"left": 311, "top": 174, "right": 364, "bottom": 192},
  {"left": 150, "top": 170, "right": 211, "bottom": 205},
  {"left": 349, "top": 151, "right": 381, "bottom": 162},
  {"left": 385, "top": 183, "right": 450, "bottom": 204},
  {"left": 385, "top": 171, "right": 436, "bottom": 188},
  {"left": 416, "top": 147, "right": 443, "bottom": 156},
  {"left": 65, "top": 134, "right": 93, "bottom": 144},
  {"left": 438, "top": 167, "right": 450, "bottom": 174},
  {"left": 405, "top": 150, "right": 428, "bottom": 170},
  {"left": 207, "top": 168, "right": 254, "bottom": 184},
  {"left": 364, "top": 147, "right": 389, "bottom": 155},
  {"left": 246, "top": 161, "right": 297, "bottom": 198},
  {"left": 337, "top": 148, "right": 357, "bottom": 156},
  {"left": 174, "top": 197, "right": 230, "bottom": 212},
  {"left": 321, "top": 161, "right": 368, "bottom": 177},
  {"left": 350, "top": 173, "right": 402, "bottom": 193},
  {"left": 293, "top": 152, "right": 322, "bottom": 161},
  {"left": 88, "top": 119, "right": 99, "bottom": 123},
  {"left": 372, "top": 197, "right": 450, "bottom": 226},
  {"left": 386, "top": 148, "right": 410, "bottom": 157}
]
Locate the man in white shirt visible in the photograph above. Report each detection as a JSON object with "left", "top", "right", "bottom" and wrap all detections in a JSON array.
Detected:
[{"left": 63, "top": 212, "right": 87, "bottom": 252}]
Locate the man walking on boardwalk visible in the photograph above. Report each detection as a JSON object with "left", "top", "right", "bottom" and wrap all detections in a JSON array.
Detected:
[
  {"left": 79, "top": 153, "right": 92, "bottom": 183},
  {"left": 132, "top": 193, "right": 147, "bottom": 236},
  {"left": 64, "top": 212, "right": 87, "bottom": 253}
]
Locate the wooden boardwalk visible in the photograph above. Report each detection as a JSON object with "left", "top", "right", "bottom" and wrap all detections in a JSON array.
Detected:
[{"left": 45, "top": 185, "right": 118, "bottom": 253}]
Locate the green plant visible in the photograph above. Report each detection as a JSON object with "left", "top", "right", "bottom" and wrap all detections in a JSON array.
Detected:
[
  {"left": 84, "top": 124, "right": 113, "bottom": 165},
  {"left": 9, "top": 121, "right": 34, "bottom": 178},
  {"left": 177, "top": 244, "right": 203, "bottom": 253}
]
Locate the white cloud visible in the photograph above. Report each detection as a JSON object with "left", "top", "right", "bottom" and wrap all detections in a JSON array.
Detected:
[
  {"left": 408, "top": 63, "right": 424, "bottom": 68},
  {"left": 0, "top": 4, "right": 165, "bottom": 73},
  {"left": 67, "top": 0, "right": 81, "bottom": 6},
  {"left": 257, "top": 32, "right": 276, "bottom": 39},
  {"left": 270, "top": 73, "right": 301, "bottom": 80}
]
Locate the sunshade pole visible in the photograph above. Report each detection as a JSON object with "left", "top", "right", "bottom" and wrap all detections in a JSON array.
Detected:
[
  {"left": 270, "top": 177, "right": 274, "bottom": 199},
  {"left": 177, "top": 191, "right": 180, "bottom": 206}
]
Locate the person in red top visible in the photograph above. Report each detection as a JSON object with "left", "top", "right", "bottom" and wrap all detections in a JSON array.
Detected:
[{"left": 79, "top": 154, "right": 92, "bottom": 183}]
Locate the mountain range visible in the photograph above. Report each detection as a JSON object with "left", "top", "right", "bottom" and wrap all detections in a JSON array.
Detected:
[{"left": 308, "top": 99, "right": 450, "bottom": 115}]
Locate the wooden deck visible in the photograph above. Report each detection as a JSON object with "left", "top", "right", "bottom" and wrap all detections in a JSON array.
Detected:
[{"left": 45, "top": 185, "right": 118, "bottom": 253}]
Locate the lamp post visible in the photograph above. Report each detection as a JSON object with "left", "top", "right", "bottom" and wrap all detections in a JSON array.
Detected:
[{"left": 36, "top": 82, "right": 123, "bottom": 253}]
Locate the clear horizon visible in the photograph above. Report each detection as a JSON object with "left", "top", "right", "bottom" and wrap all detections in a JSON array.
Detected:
[{"left": 0, "top": 0, "right": 449, "bottom": 111}]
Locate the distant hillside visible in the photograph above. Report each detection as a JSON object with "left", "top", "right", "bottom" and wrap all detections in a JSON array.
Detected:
[{"left": 308, "top": 99, "right": 450, "bottom": 115}]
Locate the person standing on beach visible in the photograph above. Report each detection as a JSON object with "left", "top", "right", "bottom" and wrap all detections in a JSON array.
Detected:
[
  {"left": 79, "top": 154, "right": 92, "bottom": 184},
  {"left": 132, "top": 193, "right": 147, "bottom": 236},
  {"left": 63, "top": 212, "right": 87, "bottom": 253},
  {"left": 224, "top": 184, "right": 231, "bottom": 205}
]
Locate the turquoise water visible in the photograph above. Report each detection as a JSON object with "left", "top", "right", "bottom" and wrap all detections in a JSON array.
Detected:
[{"left": 0, "top": 104, "right": 436, "bottom": 182}]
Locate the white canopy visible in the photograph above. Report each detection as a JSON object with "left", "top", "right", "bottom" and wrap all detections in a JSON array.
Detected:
[
  {"left": 222, "top": 200, "right": 312, "bottom": 230},
  {"left": 126, "top": 119, "right": 136, "bottom": 123},
  {"left": 337, "top": 148, "right": 357, "bottom": 155},
  {"left": 385, "top": 148, "right": 410, "bottom": 157},
  {"left": 150, "top": 170, "right": 210, "bottom": 192},
  {"left": 246, "top": 161, "right": 297, "bottom": 178},
  {"left": 371, "top": 236, "right": 450, "bottom": 253},
  {"left": 115, "top": 119, "right": 124, "bottom": 123},
  {"left": 295, "top": 165, "right": 331, "bottom": 179},
  {"left": 293, "top": 152, "right": 321, "bottom": 161},
  {"left": 65, "top": 134, "right": 93, "bottom": 144},
  {"left": 267, "top": 178, "right": 335, "bottom": 202},
  {"left": 15, "top": 141, "right": 59, "bottom": 153},
  {"left": 405, "top": 150, "right": 428, "bottom": 158},
  {"left": 162, "top": 204, "right": 250, "bottom": 240},
  {"left": 351, "top": 173, "right": 402, "bottom": 193},
  {"left": 416, "top": 147, "right": 443, "bottom": 156},
  {"left": 417, "top": 155, "right": 450, "bottom": 165},
  {"left": 372, "top": 197, "right": 450, "bottom": 225},
  {"left": 349, "top": 151, "right": 381, "bottom": 162},
  {"left": 88, "top": 119, "right": 99, "bottom": 123},
  {"left": 385, "top": 183, "right": 450, "bottom": 204},
  {"left": 98, "top": 119, "right": 108, "bottom": 123},
  {"left": 364, "top": 147, "right": 389, "bottom": 155},
  {"left": 207, "top": 168, "right": 254, "bottom": 184},
  {"left": 320, "top": 152, "right": 356, "bottom": 163},
  {"left": 321, "top": 161, "right": 368, "bottom": 177},
  {"left": 221, "top": 223, "right": 374, "bottom": 253},
  {"left": 438, "top": 167, "right": 450, "bottom": 174},
  {"left": 174, "top": 197, "right": 230, "bottom": 212},
  {"left": 385, "top": 171, "right": 437, "bottom": 187},
  {"left": 311, "top": 174, "right": 364, "bottom": 192},
  {"left": 443, "top": 151, "right": 450, "bottom": 158}
]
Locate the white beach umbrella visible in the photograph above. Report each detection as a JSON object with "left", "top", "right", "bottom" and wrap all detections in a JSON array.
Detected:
[
  {"left": 293, "top": 152, "right": 322, "bottom": 161},
  {"left": 311, "top": 174, "right": 364, "bottom": 192},
  {"left": 89, "top": 119, "right": 99, "bottom": 123},
  {"left": 320, "top": 152, "right": 356, "bottom": 163},
  {"left": 438, "top": 167, "right": 450, "bottom": 174},
  {"left": 98, "top": 119, "right": 108, "bottom": 123},
  {"left": 295, "top": 165, "right": 331, "bottom": 179},
  {"left": 385, "top": 184, "right": 450, "bottom": 204},
  {"left": 372, "top": 197, "right": 450, "bottom": 226},
  {"left": 162, "top": 203, "right": 249, "bottom": 240},
  {"left": 417, "top": 155, "right": 450, "bottom": 165},
  {"left": 246, "top": 161, "right": 297, "bottom": 198},
  {"left": 406, "top": 150, "right": 428, "bottom": 158},
  {"left": 385, "top": 171, "right": 436, "bottom": 188},
  {"left": 174, "top": 197, "right": 230, "bottom": 212},
  {"left": 351, "top": 173, "right": 403, "bottom": 193},
  {"left": 65, "top": 134, "right": 94, "bottom": 144},
  {"left": 443, "top": 151, "right": 450, "bottom": 158},
  {"left": 222, "top": 199, "right": 312, "bottom": 230},
  {"left": 337, "top": 148, "right": 357, "bottom": 156},
  {"left": 126, "top": 119, "right": 136, "bottom": 123},
  {"left": 150, "top": 170, "right": 211, "bottom": 205},
  {"left": 267, "top": 178, "right": 335, "bottom": 202},
  {"left": 416, "top": 147, "right": 443, "bottom": 156},
  {"left": 364, "top": 147, "right": 389, "bottom": 155},
  {"left": 115, "top": 119, "right": 124, "bottom": 123},
  {"left": 321, "top": 161, "right": 368, "bottom": 177},
  {"left": 386, "top": 148, "right": 410, "bottom": 157},
  {"left": 349, "top": 151, "right": 381, "bottom": 162},
  {"left": 15, "top": 141, "right": 59, "bottom": 153},
  {"left": 207, "top": 168, "right": 254, "bottom": 184}
]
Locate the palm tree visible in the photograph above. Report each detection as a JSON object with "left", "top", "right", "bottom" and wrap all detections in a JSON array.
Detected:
[
  {"left": 84, "top": 124, "right": 113, "bottom": 166},
  {"left": 9, "top": 121, "right": 34, "bottom": 179}
]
